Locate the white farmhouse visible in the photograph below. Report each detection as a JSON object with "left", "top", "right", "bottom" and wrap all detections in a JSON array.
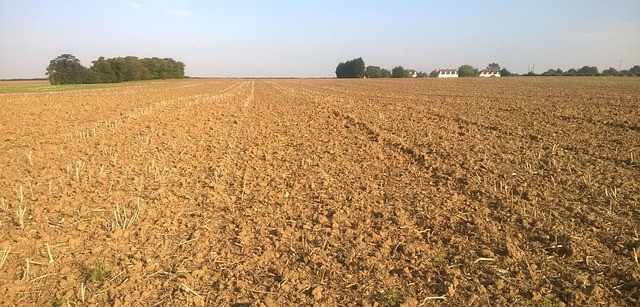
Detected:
[
  {"left": 479, "top": 68, "right": 501, "bottom": 77},
  {"left": 437, "top": 68, "right": 458, "bottom": 78},
  {"left": 406, "top": 69, "right": 418, "bottom": 78}
]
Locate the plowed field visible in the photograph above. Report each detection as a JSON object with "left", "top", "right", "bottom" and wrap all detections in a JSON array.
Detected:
[{"left": 1, "top": 78, "right": 639, "bottom": 306}]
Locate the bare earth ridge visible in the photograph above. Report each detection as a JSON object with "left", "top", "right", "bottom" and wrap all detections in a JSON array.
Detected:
[{"left": 0, "top": 78, "right": 639, "bottom": 306}]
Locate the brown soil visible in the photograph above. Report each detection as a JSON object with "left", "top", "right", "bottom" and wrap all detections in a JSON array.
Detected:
[
  {"left": 0, "top": 80, "right": 49, "bottom": 88},
  {"left": 0, "top": 78, "right": 639, "bottom": 306}
]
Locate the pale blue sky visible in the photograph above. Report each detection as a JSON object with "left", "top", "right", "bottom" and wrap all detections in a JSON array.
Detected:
[{"left": 1, "top": 1, "right": 639, "bottom": 78}]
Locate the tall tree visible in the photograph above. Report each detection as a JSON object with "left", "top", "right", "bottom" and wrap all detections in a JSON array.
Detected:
[
  {"left": 630, "top": 65, "right": 640, "bottom": 76},
  {"left": 601, "top": 67, "right": 619, "bottom": 76},
  {"left": 335, "top": 57, "right": 365, "bottom": 78},
  {"left": 458, "top": 64, "right": 477, "bottom": 77},
  {"left": 335, "top": 62, "right": 347, "bottom": 78},
  {"left": 352, "top": 58, "right": 365, "bottom": 78},
  {"left": 488, "top": 62, "right": 501, "bottom": 70},
  {"left": 46, "top": 54, "right": 87, "bottom": 84},
  {"left": 577, "top": 66, "right": 599, "bottom": 76},
  {"left": 365, "top": 65, "right": 384, "bottom": 78},
  {"left": 107, "top": 57, "right": 128, "bottom": 82},
  {"left": 124, "top": 56, "right": 144, "bottom": 81},
  {"left": 364, "top": 66, "right": 394, "bottom": 78},
  {"left": 391, "top": 66, "right": 406, "bottom": 78},
  {"left": 82, "top": 69, "right": 102, "bottom": 84},
  {"left": 90, "top": 57, "right": 117, "bottom": 83},
  {"left": 499, "top": 68, "right": 511, "bottom": 76}
]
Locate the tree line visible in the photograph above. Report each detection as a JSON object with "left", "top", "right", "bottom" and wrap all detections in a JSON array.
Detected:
[
  {"left": 46, "top": 54, "right": 185, "bottom": 85},
  {"left": 335, "top": 58, "right": 429, "bottom": 78},
  {"left": 534, "top": 65, "right": 640, "bottom": 76},
  {"left": 335, "top": 58, "right": 640, "bottom": 78}
]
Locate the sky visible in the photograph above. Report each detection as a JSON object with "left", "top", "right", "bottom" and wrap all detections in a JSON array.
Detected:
[{"left": 1, "top": 1, "right": 639, "bottom": 78}]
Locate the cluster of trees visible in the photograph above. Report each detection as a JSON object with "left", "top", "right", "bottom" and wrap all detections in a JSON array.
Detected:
[
  {"left": 364, "top": 65, "right": 390, "bottom": 78},
  {"left": 46, "top": 54, "right": 185, "bottom": 85},
  {"left": 335, "top": 58, "right": 365, "bottom": 78},
  {"left": 536, "top": 65, "right": 640, "bottom": 76},
  {"left": 336, "top": 58, "right": 428, "bottom": 78}
]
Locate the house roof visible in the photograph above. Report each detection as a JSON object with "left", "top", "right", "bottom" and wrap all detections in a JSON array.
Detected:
[{"left": 480, "top": 68, "right": 500, "bottom": 74}]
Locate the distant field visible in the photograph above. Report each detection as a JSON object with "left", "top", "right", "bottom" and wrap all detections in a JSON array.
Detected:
[
  {"left": 0, "top": 77, "right": 639, "bottom": 306},
  {"left": 0, "top": 80, "right": 49, "bottom": 88},
  {"left": 0, "top": 80, "right": 140, "bottom": 93}
]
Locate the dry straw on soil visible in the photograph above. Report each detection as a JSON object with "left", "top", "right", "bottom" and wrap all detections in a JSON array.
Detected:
[{"left": 0, "top": 77, "right": 639, "bottom": 306}]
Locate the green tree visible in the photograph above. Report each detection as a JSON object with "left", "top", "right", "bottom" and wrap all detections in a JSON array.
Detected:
[
  {"left": 601, "top": 67, "right": 619, "bottom": 76},
  {"left": 618, "top": 69, "right": 632, "bottom": 76},
  {"left": 141, "top": 58, "right": 161, "bottom": 79},
  {"left": 562, "top": 68, "right": 577, "bottom": 76},
  {"left": 555, "top": 68, "right": 563, "bottom": 75},
  {"left": 47, "top": 54, "right": 185, "bottom": 84},
  {"left": 629, "top": 65, "right": 640, "bottom": 76},
  {"left": 542, "top": 69, "right": 558, "bottom": 76},
  {"left": 428, "top": 70, "right": 439, "bottom": 78},
  {"left": 106, "top": 57, "right": 127, "bottom": 82},
  {"left": 365, "top": 66, "right": 384, "bottom": 78},
  {"left": 488, "top": 62, "right": 501, "bottom": 70},
  {"left": 416, "top": 71, "right": 428, "bottom": 78},
  {"left": 123, "top": 56, "right": 143, "bottom": 81},
  {"left": 391, "top": 66, "right": 406, "bottom": 78},
  {"left": 172, "top": 60, "right": 186, "bottom": 78},
  {"left": 458, "top": 64, "right": 477, "bottom": 77},
  {"left": 381, "top": 68, "right": 391, "bottom": 78},
  {"left": 499, "top": 68, "right": 511, "bottom": 76},
  {"left": 46, "top": 54, "right": 87, "bottom": 84},
  {"left": 90, "top": 57, "right": 116, "bottom": 83},
  {"left": 355, "top": 58, "right": 365, "bottom": 78},
  {"left": 82, "top": 69, "right": 103, "bottom": 84},
  {"left": 577, "top": 66, "right": 599, "bottom": 76},
  {"left": 335, "top": 62, "right": 348, "bottom": 78},
  {"left": 335, "top": 57, "right": 365, "bottom": 78}
]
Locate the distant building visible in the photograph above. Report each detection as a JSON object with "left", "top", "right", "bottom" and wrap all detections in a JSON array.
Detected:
[
  {"left": 406, "top": 69, "right": 418, "bottom": 78},
  {"left": 437, "top": 68, "right": 458, "bottom": 78},
  {"left": 479, "top": 68, "right": 500, "bottom": 77}
]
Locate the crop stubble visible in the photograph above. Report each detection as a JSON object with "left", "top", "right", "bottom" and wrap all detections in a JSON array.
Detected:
[{"left": 0, "top": 78, "right": 639, "bottom": 306}]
